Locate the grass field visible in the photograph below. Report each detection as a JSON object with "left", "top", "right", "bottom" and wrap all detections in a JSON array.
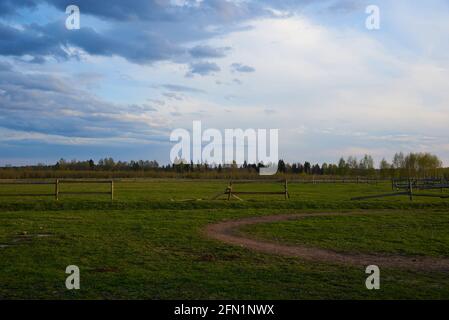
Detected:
[
  {"left": 1, "top": 179, "right": 449, "bottom": 299},
  {"left": 239, "top": 211, "right": 449, "bottom": 258}
]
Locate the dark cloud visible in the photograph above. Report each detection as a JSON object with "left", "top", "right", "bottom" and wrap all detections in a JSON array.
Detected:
[
  {"left": 42, "top": 0, "right": 323, "bottom": 23},
  {"left": 0, "top": 22, "right": 69, "bottom": 60},
  {"left": 0, "top": 0, "right": 364, "bottom": 69},
  {"left": 187, "top": 61, "right": 221, "bottom": 76},
  {"left": 0, "top": 0, "right": 326, "bottom": 66},
  {"left": 189, "top": 45, "right": 231, "bottom": 58},
  {"left": 0, "top": 0, "right": 175, "bottom": 20},
  {"left": 0, "top": 68, "right": 166, "bottom": 139},
  {"left": 231, "top": 63, "right": 256, "bottom": 73},
  {"left": 48, "top": 0, "right": 243, "bottom": 22},
  {"left": 0, "top": 20, "right": 184, "bottom": 64},
  {"left": 46, "top": 0, "right": 174, "bottom": 21}
]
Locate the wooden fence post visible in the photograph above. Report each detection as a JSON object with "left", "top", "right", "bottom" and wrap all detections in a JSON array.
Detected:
[
  {"left": 227, "top": 181, "right": 232, "bottom": 201},
  {"left": 111, "top": 180, "right": 114, "bottom": 201},
  {"left": 408, "top": 178, "right": 413, "bottom": 201},
  {"left": 284, "top": 179, "right": 289, "bottom": 200},
  {"left": 55, "top": 179, "right": 59, "bottom": 201}
]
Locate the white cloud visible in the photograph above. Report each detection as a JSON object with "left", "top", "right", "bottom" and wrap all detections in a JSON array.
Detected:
[{"left": 185, "top": 13, "right": 449, "bottom": 163}]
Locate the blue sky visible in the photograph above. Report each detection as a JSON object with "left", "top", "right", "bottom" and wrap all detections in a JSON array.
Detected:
[{"left": 1, "top": 0, "right": 449, "bottom": 166}]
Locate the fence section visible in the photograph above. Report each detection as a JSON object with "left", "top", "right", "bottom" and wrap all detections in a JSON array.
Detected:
[
  {"left": 0, "top": 179, "right": 114, "bottom": 200},
  {"left": 212, "top": 179, "right": 290, "bottom": 201},
  {"left": 352, "top": 178, "right": 449, "bottom": 201}
]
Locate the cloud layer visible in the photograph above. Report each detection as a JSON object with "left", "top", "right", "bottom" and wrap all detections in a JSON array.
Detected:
[{"left": 1, "top": 0, "right": 449, "bottom": 165}]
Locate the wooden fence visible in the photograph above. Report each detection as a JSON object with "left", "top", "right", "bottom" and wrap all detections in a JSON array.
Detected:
[
  {"left": 352, "top": 178, "right": 449, "bottom": 201},
  {"left": 212, "top": 179, "right": 290, "bottom": 201},
  {"left": 291, "top": 177, "right": 380, "bottom": 185},
  {"left": 392, "top": 178, "right": 449, "bottom": 192},
  {"left": 0, "top": 179, "right": 114, "bottom": 200}
]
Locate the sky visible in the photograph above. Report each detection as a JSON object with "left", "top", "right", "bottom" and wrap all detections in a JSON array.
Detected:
[{"left": 0, "top": 0, "right": 449, "bottom": 166}]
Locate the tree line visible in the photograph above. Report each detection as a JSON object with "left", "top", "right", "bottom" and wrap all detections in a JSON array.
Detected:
[
  {"left": 0, "top": 152, "right": 447, "bottom": 179},
  {"left": 278, "top": 152, "right": 444, "bottom": 178}
]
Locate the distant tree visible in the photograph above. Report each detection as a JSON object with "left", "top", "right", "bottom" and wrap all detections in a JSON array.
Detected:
[
  {"left": 392, "top": 152, "right": 405, "bottom": 169},
  {"left": 133, "top": 161, "right": 141, "bottom": 171},
  {"left": 304, "top": 161, "right": 311, "bottom": 174},
  {"left": 278, "top": 159, "right": 286, "bottom": 173},
  {"left": 328, "top": 164, "right": 338, "bottom": 175},
  {"left": 56, "top": 158, "right": 67, "bottom": 169},
  {"left": 359, "top": 155, "right": 374, "bottom": 170},
  {"left": 311, "top": 164, "right": 322, "bottom": 175},
  {"left": 405, "top": 152, "right": 442, "bottom": 177},
  {"left": 379, "top": 158, "right": 391, "bottom": 170},
  {"left": 347, "top": 156, "right": 358, "bottom": 170},
  {"left": 292, "top": 163, "right": 298, "bottom": 174},
  {"left": 321, "top": 163, "right": 329, "bottom": 175},
  {"left": 379, "top": 158, "right": 391, "bottom": 177},
  {"left": 337, "top": 158, "right": 347, "bottom": 175}
]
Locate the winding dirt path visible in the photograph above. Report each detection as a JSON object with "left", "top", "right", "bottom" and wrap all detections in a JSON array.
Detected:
[{"left": 204, "top": 212, "right": 449, "bottom": 272}]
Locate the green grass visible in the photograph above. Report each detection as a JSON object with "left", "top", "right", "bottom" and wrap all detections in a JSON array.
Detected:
[
  {"left": 239, "top": 211, "right": 449, "bottom": 258},
  {"left": 0, "top": 180, "right": 449, "bottom": 299},
  {"left": 0, "top": 179, "right": 448, "bottom": 203}
]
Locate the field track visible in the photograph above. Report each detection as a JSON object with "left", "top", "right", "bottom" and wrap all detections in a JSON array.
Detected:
[{"left": 205, "top": 212, "right": 449, "bottom": 272}]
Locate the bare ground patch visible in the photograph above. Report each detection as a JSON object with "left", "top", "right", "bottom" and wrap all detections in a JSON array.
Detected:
[{"left": 204, "top": 212, "right": 449, "bottom": 272}]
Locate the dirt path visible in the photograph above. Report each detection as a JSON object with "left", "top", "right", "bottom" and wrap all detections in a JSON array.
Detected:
[{"left": 204, "top": 212, "right": 449, "bottom": 272}]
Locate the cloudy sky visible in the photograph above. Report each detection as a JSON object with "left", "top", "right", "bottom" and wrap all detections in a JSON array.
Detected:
[{"left": 1, "top": 0, "right": 449, "bottom": 166}]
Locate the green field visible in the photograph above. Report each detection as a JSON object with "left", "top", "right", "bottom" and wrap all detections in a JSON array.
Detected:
[
  {"left": 239, "top": 211, "right": 449, "bottom": 258},
  {"left": 1, "top": 180, "right": 449, "bottom": 299}
]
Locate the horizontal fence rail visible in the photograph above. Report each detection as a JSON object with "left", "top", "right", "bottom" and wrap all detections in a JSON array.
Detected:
[
  {"left": 353, "top": 178, "right": 449, "bottom": 201},
  {"left": 2, "top": 177, "right": 446, "bottom": 202},
  {"left": 212, "top": 180, "right": 290, "bottom": 201},
  {"left": 392, "top": 178, "right": 449, "bottom": 191},
  {"left": 0, "top": 179, "right": 114, "bottom": 200}
]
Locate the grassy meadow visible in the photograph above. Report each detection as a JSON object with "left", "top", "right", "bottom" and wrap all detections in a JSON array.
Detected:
[{"left": 0, "top": 179, "right": 449, "bottom": 299}]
